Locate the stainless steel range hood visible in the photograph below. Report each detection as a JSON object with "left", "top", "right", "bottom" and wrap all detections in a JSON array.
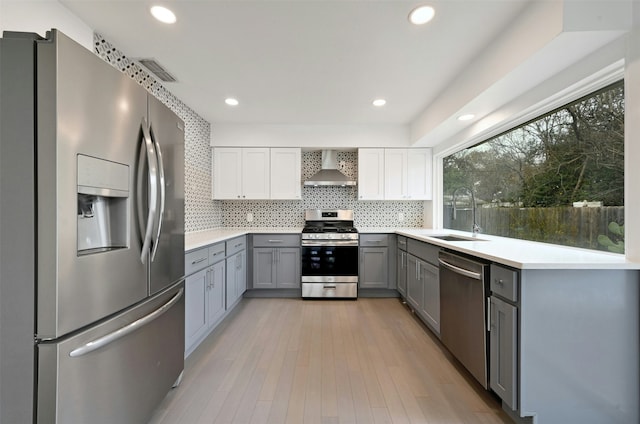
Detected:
[{"left": 304, "top": 150, "right": 356, "bottom": 187}]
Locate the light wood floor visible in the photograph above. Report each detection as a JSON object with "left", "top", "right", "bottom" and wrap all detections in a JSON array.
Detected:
[{"left": 149, "top": 298, "right": 513, "bottom": 424}]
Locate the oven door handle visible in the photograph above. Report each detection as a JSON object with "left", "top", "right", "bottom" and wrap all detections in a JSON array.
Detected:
[{"left": 301, "top": 240, "right": 359, "bottom": 247}]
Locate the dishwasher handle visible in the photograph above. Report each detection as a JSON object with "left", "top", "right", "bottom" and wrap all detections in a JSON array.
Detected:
[{"left": 438, "top": 258, "right": 482, "bottom": 280}]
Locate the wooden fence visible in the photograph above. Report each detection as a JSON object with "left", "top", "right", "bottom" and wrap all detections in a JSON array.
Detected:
[{"left": 443, "top": 206, "right": 625, "bottom": 251}]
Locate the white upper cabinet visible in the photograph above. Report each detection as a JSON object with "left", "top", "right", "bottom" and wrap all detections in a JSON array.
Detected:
[
  {"left": 270, "top": 148, "right": 301, "bottom": 200},
  {"left": 384, "top": 148, "right": 432, "bottom": 200},
  {"left": 406, "top": 149, "right": 432, "bottom": 199},
  {"left": 213, "top": 147, "right": 301, "bottom": 200},
  {"left": 212, "top": 147, "right": 243, "bottom": 199},
  {"left": 212, "top": 147, "right": 270, "bottom": 199},
  {"left": 358, "top": 148, "right": 432, "bottom": 201},
  {"left": 384, "top": 149, "right": 407, "bottom": 200},
  {"left": 242, "top": 148, "right": 270, "bottom": 199},
  {"left": 358, "top": 148, "right": 385, "bottom": 200}
]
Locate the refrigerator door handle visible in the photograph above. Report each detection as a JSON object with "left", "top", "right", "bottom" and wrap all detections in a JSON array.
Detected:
[
  {"left": 150, "top": 126, "right": 166, "bottom": 262},
  {"left": 69, "top": 288, "right": 184, "bottom": 358},
  {"left": 139, "top": 118, "right": 159, "bottom": 264}
]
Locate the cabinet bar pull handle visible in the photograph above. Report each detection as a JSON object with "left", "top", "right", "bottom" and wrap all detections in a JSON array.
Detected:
[
  {"left": 268, "top": 239, "right": 283, "bottom": 243},
  {"left": 323, "top": 285, "right": 337, "bottom": 290},
  {"left": 191, "top": 257, "right": 207, "bottom": 265}
]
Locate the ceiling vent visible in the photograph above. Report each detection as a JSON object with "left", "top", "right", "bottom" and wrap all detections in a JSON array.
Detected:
[{"left": 137, "top": 58, "right": 177, "bottom": 82}]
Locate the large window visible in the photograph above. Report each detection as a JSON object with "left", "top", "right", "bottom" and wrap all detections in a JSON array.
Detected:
[{"left": 443, "top": 81, "right": 624, "bottom": 253}]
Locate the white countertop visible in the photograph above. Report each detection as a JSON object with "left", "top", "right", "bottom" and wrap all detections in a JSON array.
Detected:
[
  {"left": 185, "top": 227, "right": 640, "bottom": 270},
  {"left": 395, "top": 229, "right": 640, "bottom": 270}
]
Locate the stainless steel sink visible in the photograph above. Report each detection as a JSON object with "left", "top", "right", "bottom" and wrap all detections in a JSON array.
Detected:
[{"left": 428, "top": 234, "right": 487, "bottom": 242}]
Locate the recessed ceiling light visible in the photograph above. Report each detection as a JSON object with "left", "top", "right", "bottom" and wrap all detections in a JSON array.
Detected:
[
  {"left": 458, "top": 114, "right": 475, "bottom": 121},
  {"left": 408, "top": 5, "right": 435, "bottom": 25},
  {"left": 150, "top": 6, "right": 177, "bottom": 24},
  {"left": 372, "top": 99, "right": 387, "bottom": 107},
  {"left": 225, "top": 98, "right": 239, "bottom": 106}
]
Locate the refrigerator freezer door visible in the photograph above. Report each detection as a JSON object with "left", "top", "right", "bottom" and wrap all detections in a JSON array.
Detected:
[
  {"left": 35, "top": 30, "right": 149, "bottom": 339},
  {"left": 147, "top": 96, "right": 185, "bottom": 294},
  {"left": 37, "top": 282, "right": 185, "bottom": 424}
]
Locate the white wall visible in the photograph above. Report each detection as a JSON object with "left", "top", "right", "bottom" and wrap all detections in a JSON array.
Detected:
[
  {"left": 624, "top": 4, "right": 640, "bottom": 261},
  {"left": 0, "top": 0, "right": 92, "bottom": 49},
  {"left": 211, "top": 123, "right": 409, "bottom": 149}
]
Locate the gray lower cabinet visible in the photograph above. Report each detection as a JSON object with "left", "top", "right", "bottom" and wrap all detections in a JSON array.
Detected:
[
  {"left": 184, "top": 237, "right": 248, "bottom": 357},
  {"left": 359, "top": 247, "right": 388, "bottom": 288},
  {"left": 185, "top": 267, "right": 208, "bottom": 352},
  {"left": 207, "top": 260, "right": 226, "bottom": 329},
  {"left": 406, "top": 254, "right": 422, "bottom": 310},
  {"left": 359, "top": 234, "right": 395, "bottom": 290},
  {"left": 489, "top": 263, "right": 519, "bottom": 411},
  {"left": 420, "top": 261, "right": 440, "bottom": 333},
  {"left": 489, "top": 295, "right": 517, "bottom": 410},
  {"left": 251, "top": 234, "right": 301, "bottom": 289},
  {"left": 252, "top": 247, "right": 301, "bottom": 288},
  {"left": 226, "top": 236, "right": 247, "bottom": 307},
  {"left": 226, "top": 250, "right": 246, "bottom": 307},
  {"left": 185, "top": 258, "right": 225, "bottom": 356},
  {"left": 405, "top": 239, "right": 441, "bottom": 335},
  {"left": 397, "top": 249, "right": 407, "bottom": 297}
]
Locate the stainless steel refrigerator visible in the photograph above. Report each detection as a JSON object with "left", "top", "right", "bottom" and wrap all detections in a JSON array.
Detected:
[{"left": 0, "top": 29, "right": 185, "bottom": 423}]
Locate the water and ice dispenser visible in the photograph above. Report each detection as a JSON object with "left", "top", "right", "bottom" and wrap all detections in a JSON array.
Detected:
[{"left": 77, "top": 155, "right": 129, "bottom": 255}]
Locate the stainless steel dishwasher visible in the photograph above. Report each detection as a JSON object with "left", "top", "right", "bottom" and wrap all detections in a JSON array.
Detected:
[{"left": 438, "top": 250, "right": 490, "bottom": 388}]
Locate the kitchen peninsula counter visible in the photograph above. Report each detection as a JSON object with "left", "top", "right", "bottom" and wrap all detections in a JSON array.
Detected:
[{"left": 395, "top": 228, "right": 640, "bottom": 270}]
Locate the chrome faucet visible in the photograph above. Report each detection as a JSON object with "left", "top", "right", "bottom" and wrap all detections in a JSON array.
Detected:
[{"left": 452, "top": 186, "right": 481, "bottom": 235}]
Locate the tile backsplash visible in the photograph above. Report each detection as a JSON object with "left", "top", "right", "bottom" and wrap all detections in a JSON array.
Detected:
[{"left": 94, "top": 35, "right": 423, "bottom": 231}]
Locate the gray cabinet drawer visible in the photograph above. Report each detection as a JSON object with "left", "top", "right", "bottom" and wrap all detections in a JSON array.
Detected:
[
  {"left": 252, "top": 234, "right": 300, "bottom": 247},
  {"left": 360, "top": 234, "right": 389, "bottom": 246},
  {"left": 490, "top": 264, "right": 519, "bottom": 302},
  {"left": 208, "top": 243, "right": 226, "bottom": 264},
  {"left": 397, "top": 235, "right": 407, "bottom": 251},
  {"left": 407, "top": 238, "right": 440, "bottom": 265},
  {"left": 226, "top": 236, "right": 246, "bottom": 256},
  {"left": 185, "top": 247, "right": 209, "bottom": 276}
]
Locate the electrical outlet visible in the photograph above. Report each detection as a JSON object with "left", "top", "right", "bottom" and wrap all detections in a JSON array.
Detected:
[
  {"left": 398, "top": 212, "right": 404, "bottom": 222},
  {"left": 247, "top": 213, "right": 253, "bottom": 222}
]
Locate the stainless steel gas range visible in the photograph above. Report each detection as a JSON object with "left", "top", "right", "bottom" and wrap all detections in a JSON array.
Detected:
[{"left": 301, "top": 209, "right": 359, "bottom": 299}]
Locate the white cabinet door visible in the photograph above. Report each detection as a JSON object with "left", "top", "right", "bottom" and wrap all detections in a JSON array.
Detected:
[
  {"left": 242, "top": 148, "right": 270, "bottom": 199},
  {"left": 358, "top": 149, "right": 384, "bottom": 200},
  {"left": 212, "top": 147, "right": 242, "bottom": 199},
  {"left": 384, "top": 148, "right": 432, "bottom": 200},
  {"left": 212, "top": 147, "right": 270, "bottom": 199},
  {"left": 270, "top": 148, "right": 301, "bottom": 200},
  {"left": 406, "top": 148, "right": 432, "bottom": 200},
  {"left": 384, "top": 149, "right": 407, "bottom": 200}
]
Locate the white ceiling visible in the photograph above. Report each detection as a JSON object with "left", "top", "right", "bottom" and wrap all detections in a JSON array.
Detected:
[{"left": 59, "top": 0, "right": 531, "bottom": 127}]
